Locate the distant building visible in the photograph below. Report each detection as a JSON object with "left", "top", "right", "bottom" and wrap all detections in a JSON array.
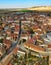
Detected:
[{"left": 47, "top": 32, "right": 51, "bottom": 40}]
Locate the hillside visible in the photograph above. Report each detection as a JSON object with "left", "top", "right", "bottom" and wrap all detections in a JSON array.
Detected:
[{"left": 27, "top": 6, "right": 51, "bottom": 12}]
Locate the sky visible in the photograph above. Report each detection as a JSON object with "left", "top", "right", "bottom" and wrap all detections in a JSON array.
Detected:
[{"left": 0, "top": 0, "right": 51, "bottom": 9}]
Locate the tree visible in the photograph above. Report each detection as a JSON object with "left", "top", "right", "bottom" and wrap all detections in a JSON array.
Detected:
[
  {"left": 0, "top": 39, "right": 3, "bottom": 43},
  {"left": 22, "top": 39, "right": 26, "bottom": 43},
  {"left": 29, "top": 28, "right": 34, "bottom": 34}
]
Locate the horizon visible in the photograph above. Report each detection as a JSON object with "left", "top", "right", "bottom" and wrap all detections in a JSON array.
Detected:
[
  {"left": 0, "top": 6, "right": 51, "bottom": 9},
  {"left": 0, "top": 0, "right": 51, "bottom": 9}
]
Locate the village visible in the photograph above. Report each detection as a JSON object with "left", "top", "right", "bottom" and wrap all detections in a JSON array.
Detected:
[{"left": 0, "top": 11, "right": 51, "bottom": 65}]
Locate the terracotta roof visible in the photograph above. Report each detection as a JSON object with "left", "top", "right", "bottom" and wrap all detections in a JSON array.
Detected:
[
  {"left": 15, "top": 25, "right": 19, "bottom": 29},
  {"left": 14, "top": 25, "right": 19, "bottom": 31},
  {"left": 48, "top": 44, "right": 51, "bottom": 48},
  {"left": 3, "top": 39, "right": 12, "bottom": 45},
  {"left": 10, "top": 33, "right": 18, "bottom": 38},
  {"left": 8, "top": 63, "right": 12, "bottom": 65},
  {"left": 27, "top": 38, "right": 34, "bottom": 44},
  {"left": 6, "top": 30, "right": 11, "bottom": 35},
  {"left": 32, "top": 25, "right": 39, "bottom": 29},
  {"left": 13, "top": 47, "right": 19, "bottom": 55},
  {"left": 0, "top": 26, "right": 2, "bottom": 31},
  {"left": 3, "top": 39, "right": 12, "bottom": 49},
  {"left": 35, "top": 30, "right": 43, "bottom": 34},
  {"left": 48, "top": 25, "right": 51, "bottom": 30},
  {"left": 24, "top": 42, "right": 45, "bottom": 52}
]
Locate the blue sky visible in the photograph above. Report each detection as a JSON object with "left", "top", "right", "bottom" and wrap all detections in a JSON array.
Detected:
[{"left": 0, "top": 0, "right": 51, "bottom": 9}]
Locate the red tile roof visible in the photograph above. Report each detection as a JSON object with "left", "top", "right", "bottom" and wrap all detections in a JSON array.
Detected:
[
  {"left": 48, "top": 44, "right": 51, "bottom": 48},
  {"left": 3, "top": 39, "right": 12, "bottom": 44},
  {"left": 8, "top": 63, "right": 12, "bottom": 65},
  {"left": 0, "top": 26, "right": 2, "bottom": 31},
  {"left": 10, "top": 33, "right": 18, "bottom": 39},
  {"left": 32, "top": 25, "right": 39, "bottom": 29},
  {"left": 24, "top": 42, "right": 45, "bottom": 52},
  {"left": 14, "top": 25, "right": 19, "bottom": 31},
  {"left": 13, "top": 47, "right": 19, "bottom": 55},
  {"left": 3, "top": 39, "right": 12, "bottom": 49}
]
